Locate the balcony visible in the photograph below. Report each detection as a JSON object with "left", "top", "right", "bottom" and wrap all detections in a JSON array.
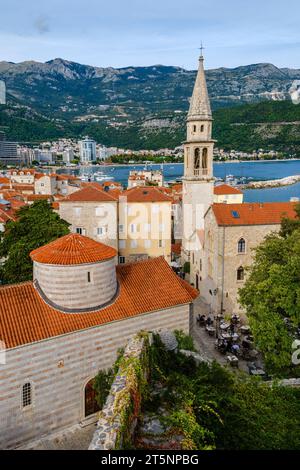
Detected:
[{"left": 194, "top": 169, "right": 208, "bottom": 177}]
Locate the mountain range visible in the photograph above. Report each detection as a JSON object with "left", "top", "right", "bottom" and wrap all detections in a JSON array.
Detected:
[{"left": 0, "top": 58, "right": 300, "bottom": 151}]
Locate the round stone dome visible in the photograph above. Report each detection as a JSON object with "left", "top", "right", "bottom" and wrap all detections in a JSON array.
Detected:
[{"left": 30, "top": 234, "right": 118, "bottom": 312}]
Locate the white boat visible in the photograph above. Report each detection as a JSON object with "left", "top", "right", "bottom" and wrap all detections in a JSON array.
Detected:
[{"left": 95, "top": 175, "right": 114, "bottom": 181}]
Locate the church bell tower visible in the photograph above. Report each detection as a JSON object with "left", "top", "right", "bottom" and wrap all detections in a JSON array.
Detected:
[{"left": 182, "top": 51, "right": 215, "bottom": 258}]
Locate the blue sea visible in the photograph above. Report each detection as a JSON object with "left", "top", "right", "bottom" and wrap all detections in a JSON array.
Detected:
[{"left": 58, "top": 160, "right": 300, "bottom": 203}]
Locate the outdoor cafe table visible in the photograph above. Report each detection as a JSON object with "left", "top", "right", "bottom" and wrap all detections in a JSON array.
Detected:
[
  {"left": 205, "top": 326, "right": 216, "bottom": 336},
  {"left": 240, "top": 325, "right": 251, "bottom": 334},
  {"left": 226, "top": 355, "right": 239, "bottom": 367},
  {"left": 219, "top": 322, "right": 230, "bottom": 331},
  {"left": 220, "top": 333, "right": 231, "bottom": 341}
]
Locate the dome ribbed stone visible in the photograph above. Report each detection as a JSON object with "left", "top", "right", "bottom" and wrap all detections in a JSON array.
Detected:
[
  {"left": 30, "top": 234, "right": 118, "bottom": 313},
  {"left": 30, "top": 233, "right": 117, "bottom": 265}
]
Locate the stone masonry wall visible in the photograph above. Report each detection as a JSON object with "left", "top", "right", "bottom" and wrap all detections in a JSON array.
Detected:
[
  {"left": 89, "top": 333, "right": 151, "bottom": 450},
  {"left": 0, "top": 304, "right": 189, "bottom": 449}
]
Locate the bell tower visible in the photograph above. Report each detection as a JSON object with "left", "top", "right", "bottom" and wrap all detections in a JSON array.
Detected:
[{"left": 182, "top": 51, "right": 215, "bottom": 258}]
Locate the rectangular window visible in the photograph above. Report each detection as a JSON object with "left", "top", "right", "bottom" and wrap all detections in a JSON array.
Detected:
[
  {"left": 22, "top": 383, "right": 32, "bottom": 408},
  {"left": 144, "top": 239, "right": 151, "bottom": 248},
  {"left": 118, "top": 224, "right": 124, "bottom": 233},
  {"left": 130, "top": 224, "right": 137, "bottom": 233},
  {"left": 97, "top": 226, "right": 106, "bottom": 236},
  {"left": 119, "top": 240, "right": 126, "bottom": 249},
  {"left": 119, "top": 256, "right": 125, "bottom": 264},
  {"left": 158, "top": 240, "right": 165, "bottom": 248},
  {"left": 87, "top": 272, "right": 91, "bottom": 283},
  {"left": 76, "top": 227, "right": 83, "bottom": 235},
  {"left": 131, "top": 240, "right": 138, "bottom": 248}
]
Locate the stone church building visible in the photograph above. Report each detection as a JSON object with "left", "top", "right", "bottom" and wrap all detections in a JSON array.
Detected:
[
  {"left": 0, "top": 234, "right": 197, "bottom": 448},
  {"left": 181, "top": 53, "right": 297, "bottom": 315}
]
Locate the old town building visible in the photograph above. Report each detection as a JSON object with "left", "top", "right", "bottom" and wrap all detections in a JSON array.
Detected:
[{"left": 0, "top": 233, "right": 197, "bottom": 448}]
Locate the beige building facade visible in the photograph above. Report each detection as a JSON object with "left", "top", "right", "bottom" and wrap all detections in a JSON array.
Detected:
[
  {"left": 197, "top": 202, "right": 297, "bottom": 314},
  {"left": 118, "top": 187, "right": 172, "bottom": 264}
]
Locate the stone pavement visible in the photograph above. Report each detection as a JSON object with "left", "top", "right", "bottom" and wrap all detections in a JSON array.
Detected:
[
  {"left": 191, "top": 296, "right": 249, "bottom": 373},
  {"left": 18, "top": 421, "right": 97, "bottom": 450}
]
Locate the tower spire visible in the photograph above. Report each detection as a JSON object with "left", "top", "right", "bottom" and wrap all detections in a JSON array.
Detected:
[{"left": 187, "top": 48, "right": 211, "bottom": 121}]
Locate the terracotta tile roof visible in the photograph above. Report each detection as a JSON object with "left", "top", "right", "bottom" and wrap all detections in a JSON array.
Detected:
[
  {"left": 123, "top": 186, "right": 172, "bottom": 203},
  {"left": 26, "top": 194, "right": 53, "bottom": 201},
  {"left": 62, "top": 185, "right": 117, "bottom": 202},
  {"left": 34, "top": 173, "right": 46, "bottom": 180},
  {"left": 178, "top": 278, "right": 199, "bottom": 297},
  {"left": 212, "top": 202, "right": 298, "bottom": 226},
  {"left": 0, "top": 257, "right": 197, "bottom": 349},
  {"left": 0, "top": 190, "right": 23, "bottom": 199},
  {"left": 0, "top": 207, "right": 15, "bottom": 223},
  {"left": 170, "top": 183, "right": 183, "bottom": 193},
  {"left": 102, "top": 181, "right": 122, "bottom": 187},
  {"left": 214, "top": 184, "right": 243, "bottom": 195},
  {"left": 107, "top": 188, "right": 123, "bottom": 199},
  {"left": 11, "top": 183, "right": 34, "bottom": 191},
  {"left": 56, "top": 174, "right": 79, "bottom": 181},
  {"left": 30, "top": 233, "right": 117, "bottom": 265},
  {"left": 0, "top": 177, "right": 10, "bottom": 184}
]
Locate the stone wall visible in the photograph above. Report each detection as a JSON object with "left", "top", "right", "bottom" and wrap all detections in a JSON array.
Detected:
[
  {"left": 33, "top": 257, "right": 117, "bottom": 311},
  {"left": 89, "top": 333, "right": 151, "bottom": 450},
  {"left": 59, "top": 201, "right": 118, "bottom": 249},
  {"left": 0, "top": 304, "right": 190, "bottom": 449}
]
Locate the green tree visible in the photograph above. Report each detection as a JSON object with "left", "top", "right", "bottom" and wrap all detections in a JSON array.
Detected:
[
  {"left": 0, "top": 200, "right": 70, "bottom": 284},
  {"left": 239, "top": 207, "right": 300, "bottom": 375}
]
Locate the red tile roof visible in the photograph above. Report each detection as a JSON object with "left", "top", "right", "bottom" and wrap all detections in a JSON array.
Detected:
[
  {"left": 0, "top": 176, "right": 10, "bottom": 184},
  {"left": 11, "top": 183, "right": 34, "bottom": 191},
  {"left": 214, "top": 184, "right": 243, "bottom": 195},
  {"left": 56, "top": 174, "right": 79, "bottom": 181},
  {"left": 62, "top": 185, "right": 117, "bottom": 202},
  {"left": 123, "top": 186, "right": 172, "bottom": 203},
  {"left": 30, "top": 234, "right": 117, "bottom": 265},
  {"left": 212, "top": 202, "right": 298, "bottom": 226},
  {"left": 0, "top": 208, "right": 15, "bottom": 223},
  {"left": 0, "top": 257, "right": 197, "bottom": 349},
  {"left": 26, "top": 194, "right": 53, "bottom": 201},
  {"left": 102, "top": 181, "right": 122, "bottom": 187}
]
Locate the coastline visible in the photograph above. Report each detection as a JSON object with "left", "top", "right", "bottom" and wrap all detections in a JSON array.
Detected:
[{"left": 242, "top": 174, "right": 300, "bottom": 189}]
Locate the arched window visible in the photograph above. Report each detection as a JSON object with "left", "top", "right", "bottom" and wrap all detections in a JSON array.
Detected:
[
  {"left": 193, "top": 125, "right": 196, "bottom": 133},
  {"left": 22, "top": 382, "right": 32, "bottom": 408},
  {"left": 237, "top": 266, "right": 244, "bottom": 281},
  {"left": 202, "top": 148, "right": 208, "bottom": 169},
  {"left": 194, "top": 148, "right": 200, "bottom": 169},
  {"left": 200, "top": 125, "right": 204, "bottom": 132},
  {"left": 238, "top": 238, "right": 246, "bottom": 253}
]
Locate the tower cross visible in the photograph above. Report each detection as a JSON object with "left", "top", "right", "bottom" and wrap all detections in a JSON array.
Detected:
[{"left": 199, "top": 42, "right": 205, "bottom": 57}]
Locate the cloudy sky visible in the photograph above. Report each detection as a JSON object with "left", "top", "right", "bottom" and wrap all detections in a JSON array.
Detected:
[{"left": 0, "top": 0, "right": 299, "bottom": 70}]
